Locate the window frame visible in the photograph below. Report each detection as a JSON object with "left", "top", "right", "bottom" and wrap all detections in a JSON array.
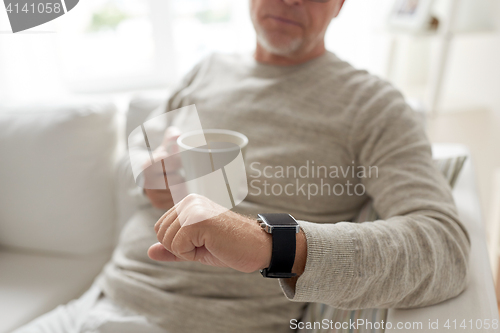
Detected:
[{"left": 62, "top": 0, "right": 178, "bottom": 93}]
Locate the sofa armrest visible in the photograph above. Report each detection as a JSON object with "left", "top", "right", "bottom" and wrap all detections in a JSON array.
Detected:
[{"left": 386, "top": 144, "right": 499, "bottom": 332}]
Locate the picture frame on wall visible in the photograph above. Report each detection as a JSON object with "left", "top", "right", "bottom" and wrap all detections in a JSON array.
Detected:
[{"left": 387, "top": 0, "right": 434, "bottom": 33}]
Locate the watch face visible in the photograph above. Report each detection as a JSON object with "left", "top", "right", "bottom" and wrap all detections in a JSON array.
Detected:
[{"left": 258, "top": 214, "right": 298, "bottom": 226}]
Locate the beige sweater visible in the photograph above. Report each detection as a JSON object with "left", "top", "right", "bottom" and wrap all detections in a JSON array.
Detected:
[{"left": 99, "top": 52, "right": 470, "bottom": 333}]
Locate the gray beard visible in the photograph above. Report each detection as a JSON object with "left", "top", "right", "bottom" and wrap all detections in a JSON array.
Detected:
[{"left": 256, "top": 31, "right": 304, "bottom": 57}]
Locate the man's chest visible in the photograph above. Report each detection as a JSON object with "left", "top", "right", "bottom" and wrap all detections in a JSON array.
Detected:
[{"left": 171, "top": 100, "right": 366, "bottom": 217}]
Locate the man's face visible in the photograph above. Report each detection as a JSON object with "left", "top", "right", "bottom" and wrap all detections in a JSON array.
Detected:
[{"left": 250, "top": 0, "right": 344, "bottom": 56}]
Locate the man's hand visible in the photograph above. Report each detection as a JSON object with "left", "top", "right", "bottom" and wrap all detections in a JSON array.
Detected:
[
  {"left": 148, "top": 194, "right": 308, "bottom": 279},
  {"left": 147, "top": 194, "right": 273, "bottom": 273},
  {"left": 144, "top": 127, "right": 184, "bottom": 210}
]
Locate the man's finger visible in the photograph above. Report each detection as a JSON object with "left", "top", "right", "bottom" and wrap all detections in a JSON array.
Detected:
[
  {"left": 146, "top": 189, "right": 173, "bottom": 201},
  {"left": 155, "top": 207, "right": 177, "bottom": 233},
  {"left": 171, "top": 226, "right": 199, "bottom": 261},
  {"left": 155, "top": 212, "right": 167, "bottom": 233},
  {"left": 161, "top": 217, "right": 181, "bottom": 252},
  {"left": 162, "top": 155, "right": 183, "bottom": 174},
  {"left": 156, "top": 209, "right": 178, "bottom": 243},
  {"left": 147, "top": 243, "right": 186, "bottom": 262},
  {"left": 161, "top": 127, "right": 182, "bottom": 149}
]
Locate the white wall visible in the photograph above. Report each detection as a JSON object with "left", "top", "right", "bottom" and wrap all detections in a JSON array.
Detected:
[
  {"left": 389, "top": 0, "right": 500, "bottom": 114},
  {"left": 437, "top": 0, "right": 500, "bottom": 113},
  {"left": 325, "top": 0, "right": 394, "bottom": 78},
  {"left": 441, "top": 31, "right": 500, "bottom": 114}
]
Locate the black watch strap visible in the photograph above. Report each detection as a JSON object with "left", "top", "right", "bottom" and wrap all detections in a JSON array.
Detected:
[{"left": 258, "top": 214, "right": 298, "bottom": 279}]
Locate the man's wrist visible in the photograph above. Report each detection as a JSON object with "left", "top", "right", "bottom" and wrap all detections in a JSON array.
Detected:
[
  {"left": 258, "top": 225, "right": 272, "bottom": 270},
  {"left": 292, "top": 229, "right": 307, "bottom": 277},
  {"left": 257, "top": 222, "right": 307, "bottom": 278}
]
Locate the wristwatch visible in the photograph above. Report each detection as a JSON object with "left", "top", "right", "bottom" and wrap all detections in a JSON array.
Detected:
[{"left": 257, "top": 213, "right": 300, "bottom": 278}]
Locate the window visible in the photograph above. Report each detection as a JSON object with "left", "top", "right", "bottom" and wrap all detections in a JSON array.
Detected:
[
  {"left": 169, "top": 0, "right": 254, "bottom": 76},
  {"left": 56, "top": 0, "right": 165, "bottom": 91},
  {"left": 55, "top": 0, "right": 254, "bottom": 92}
]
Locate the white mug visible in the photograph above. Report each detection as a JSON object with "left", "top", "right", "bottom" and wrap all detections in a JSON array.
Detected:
[{"left": 172, "top": 129, "right": 249, "bottom": 210}]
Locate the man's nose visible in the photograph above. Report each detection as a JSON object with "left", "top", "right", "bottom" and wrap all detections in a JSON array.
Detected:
[{"left": 282, "top": 0, "right": 305, "bottom": 6}]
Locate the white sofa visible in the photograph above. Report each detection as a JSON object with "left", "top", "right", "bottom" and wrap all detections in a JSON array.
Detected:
[
  {"left": 386, "top": 145, "right": 499, "bottom": 332},
  {"left": 0, "top": 99, "right": 121, "bottom": 333},
  {"left": 0, "top": 97, "right": 497, "bottom": 333}
]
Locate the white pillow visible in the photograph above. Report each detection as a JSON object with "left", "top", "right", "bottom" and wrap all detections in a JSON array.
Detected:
[{"left": 0, "top": 100, "right": 119, "bottom": 255}]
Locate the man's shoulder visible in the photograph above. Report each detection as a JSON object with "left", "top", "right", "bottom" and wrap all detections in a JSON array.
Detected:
[
  {"left": 316, "top": 52, "right": 404, "bottom": 105},
  {"left": 324, "top": 52, "right": 391, "bottom": 90},
  {"left": 321, "top": 53, "right": 414, "bottom": 125}
]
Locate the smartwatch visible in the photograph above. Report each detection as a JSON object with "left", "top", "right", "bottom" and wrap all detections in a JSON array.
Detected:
[{"left": 257, "top": 213, "right": 300, "bottom": 278}]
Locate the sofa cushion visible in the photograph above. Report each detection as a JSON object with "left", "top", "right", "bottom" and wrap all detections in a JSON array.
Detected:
[
  {"left": 0, "top": 100, "right": 119, "bottom": 255},
  {"left": 0, "top": 250, "right": 110, "bottom": 333}
]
